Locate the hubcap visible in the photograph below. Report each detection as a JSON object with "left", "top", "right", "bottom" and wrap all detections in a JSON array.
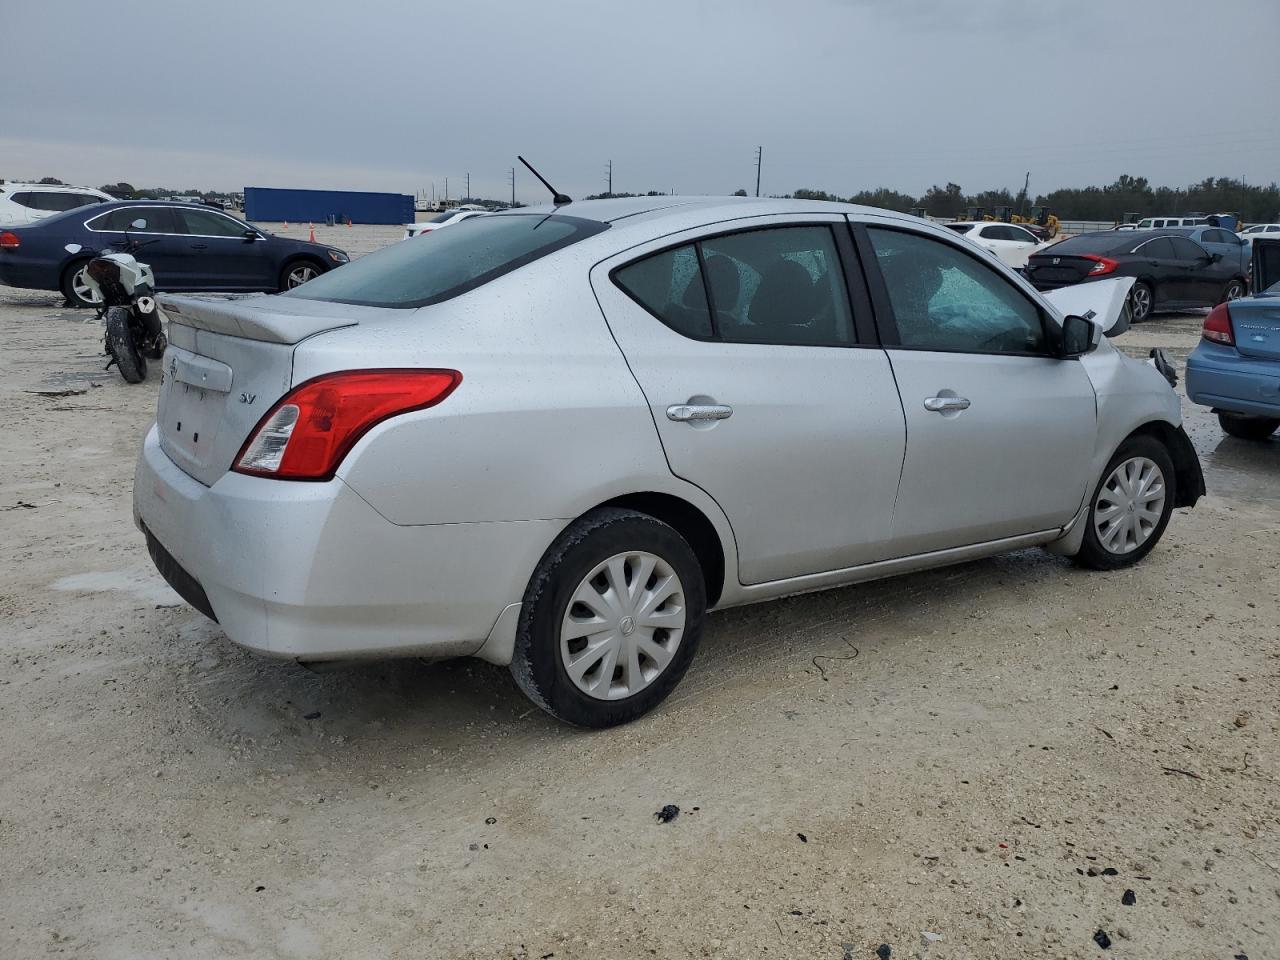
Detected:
[
  {"left": 73, "top": 268, "right": 103, "bottom": 305},
  {"left": 1093, "top": 456, "right": 1166, "bottom": 554},
  {"left": 560, "top": 551, "right": 686, "bottom": 701},
  {"left": 288, "top": 265, "right": 317, "bottom": 287},
  {"left": 1227, "top": 282, "right": 1243, "bottom": 300}
]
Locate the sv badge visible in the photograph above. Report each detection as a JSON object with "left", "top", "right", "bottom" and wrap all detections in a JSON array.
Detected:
[{"left": 239, "top": 392, "right": 256, "bottom": 405}]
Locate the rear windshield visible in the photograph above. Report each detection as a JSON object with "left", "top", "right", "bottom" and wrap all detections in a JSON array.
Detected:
[
  {"left": 944, "top": 223, "right": 973, "bottom": 234},
  {"left": 284, "top": 213, "right": 608, "bottom": 308}
]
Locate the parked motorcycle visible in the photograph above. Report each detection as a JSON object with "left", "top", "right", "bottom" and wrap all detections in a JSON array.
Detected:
[{"left": 83, "top": 225, "right": 167, "bottom": 383}]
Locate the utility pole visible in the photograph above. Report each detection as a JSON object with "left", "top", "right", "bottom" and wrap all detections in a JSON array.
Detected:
[
  {"left": 508, "top": 167, "right": 516, "bottom": 208},
  {"left": 754, "top": 146, "right": 762, "bottom": 197},
  {"left": 444, "top": 177, "right": 449, "bottom": 204},
  {"left": 605, "top": 159, "right": 613, "bottom": 197},
  {"left": 466, "top": 173, "right": 471, "bottom": 202},
  {"left": 1020, "top": 171, "right": 1030, "bottom": 216}
]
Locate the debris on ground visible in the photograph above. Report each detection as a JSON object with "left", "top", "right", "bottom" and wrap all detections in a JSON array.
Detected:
[
  {"left": 485, "top": 816, "right": 497, "bottom": 825},
  {"left": 797, "top": 832, "right": 808, "bottom": 843},
  {"left": 875, "top": 944, "right": 891, "bottom": 960},
  {"left": 303, "top": 711, "right": 321, "bottom": 720},
  {"left": 1093, "top": 929, "right": 1112, "bottom": 949},
  {"left": 1122, "top": 889, "right": 1136, "bottom": 906},
  {"left": 654, "top": 805, "right": 679, "bottom": 824}
]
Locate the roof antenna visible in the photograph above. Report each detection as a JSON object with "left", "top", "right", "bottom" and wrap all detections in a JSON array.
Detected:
[{"left": 518, "top": 156, "right": 571, "bottom": 206}]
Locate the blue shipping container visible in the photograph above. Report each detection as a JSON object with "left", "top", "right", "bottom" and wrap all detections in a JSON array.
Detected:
[{"left": 244, "top": 187, "right": 414, "bottom": 225}]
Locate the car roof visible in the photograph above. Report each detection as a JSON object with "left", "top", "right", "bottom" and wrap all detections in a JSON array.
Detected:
[
  {"left": 1, "top": 181, "right": 107, "bottom": 193},
  {"left": 497, "top": 195, "right": 916, "bottom": 227}
]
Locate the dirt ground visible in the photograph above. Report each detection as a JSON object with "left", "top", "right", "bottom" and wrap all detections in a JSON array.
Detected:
[{"left": 1, "top": 230, "right": 1278, "bottom": 960}]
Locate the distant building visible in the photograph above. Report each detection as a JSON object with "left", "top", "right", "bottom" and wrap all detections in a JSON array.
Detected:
[{"left": 244, "top": 187, "right": 414, "bottom": 225}]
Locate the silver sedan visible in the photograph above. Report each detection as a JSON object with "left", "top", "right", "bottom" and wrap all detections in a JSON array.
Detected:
[{"left": 134, "top": 197, "right": 1204, "bottom": 727}]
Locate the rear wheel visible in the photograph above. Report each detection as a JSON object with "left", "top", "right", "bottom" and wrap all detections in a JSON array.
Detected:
[
  {"left": 1073, "top": 435, "right": 1175, "bottom": 570},
  {"left": 1218, "top": 412, "right": 1279, "bottom": 441},
  {"left": 1220, "top": 279, "right": 1246, "bottom": 303},
  {"left": 1129, "top": 281, "right": 1153, "bottom": 323},
  {"left": 279, "top": 259, "right": 322, "bottom": 291},
  {"left": 510, "top": 508, "right": 706, "bottom": 728},
  {"left": 61, "top": 260, "right": 102, "bottom": 309},
  {"left": 105, "top": 306, "right": 146, "bottom": 383}
]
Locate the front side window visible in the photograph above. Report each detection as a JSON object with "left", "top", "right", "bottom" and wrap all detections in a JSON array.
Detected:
[
  {"left": 179, "top": 209, "right": 247, "bottom": 237},
  {"left": 285, "top": 213, "right": 607, "bottom": 308},
  {"left": 1010, "top": 226, "right": 1039, "bottom": 244},
  {"left": 867, "top": 227, "right": 1047, "bottom": 355}
]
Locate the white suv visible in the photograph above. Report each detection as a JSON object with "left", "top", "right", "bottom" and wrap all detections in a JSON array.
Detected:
[{"left": 0, "top": 182, "right": 114, "bottom": 227}]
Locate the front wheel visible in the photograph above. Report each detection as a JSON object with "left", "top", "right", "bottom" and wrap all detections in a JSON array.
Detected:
[
  {"left": 1220, "top": 279, "right": 1246, "bottom": 303},
  {"left": 1072, "top": 435, "right": 1175, "bottom": 570},
  {"left": 1218, "top": 412, "right": 1279, "bottom": 441},
  {"left": 279, "top": 260, "right": 321, "bottom": 291},
  {"left": 510, "top": 508, "right": 706, "bottom": 728},
  {"left": 105, "top": 306, "right": 146, "bottom": 383},
  {"left": 61, "top": 260, "right": 103, "bottom": 309},
  {"left": 1129, "top": 281, "right": 1153, "bottom": 323}
]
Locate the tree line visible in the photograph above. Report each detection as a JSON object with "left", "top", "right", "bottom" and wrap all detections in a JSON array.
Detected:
[{"left": 789, "top": 175, "right": 1280, "bottom": 224}]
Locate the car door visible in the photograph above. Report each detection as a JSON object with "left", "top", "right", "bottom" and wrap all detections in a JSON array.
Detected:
[
  {"left": 1168, "top": 235, "right": 1221, "bottom": 304},
  {"left": 856, "top": 221, "right": 1097, "bottom": 557},
  {"left": 591, "top": 216, "right": 907, "bottom": 584},
  {"left": 84, "top": 206, "right": 189, "bottom": 288},
  {"left": 174, "top": 208, "right": 274, "bottom": 289},
  {"left": 975, "top": 225, "right": 1017, "bottom": 266},
  {"left": 1131, "top": 236, "right": 1181, "bottom": 304}
]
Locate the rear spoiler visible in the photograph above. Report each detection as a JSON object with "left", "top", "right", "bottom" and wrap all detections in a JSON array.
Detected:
[{"left": 158, "top": 294, "right": 360, "bottom": 345}]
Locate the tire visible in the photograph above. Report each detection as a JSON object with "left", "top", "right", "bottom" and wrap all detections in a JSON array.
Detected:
[
  {"left": 1220, "top": 279, "right": 1246, "bottom": 304},
  {"left": 279, "top": 259, "right": 322, "bottom": 291},
  {"left": 1218, "top": 412, "right": 1279, "bottom": 441},
  {"left": 105, "top": 306, "right": 146, "bottom": 383},
  {"left": 1128, "top": 281, "right": 1153, "bottom": 323},
  {"left": 1072, "top": 435, "right": 1176, "bottom": 571},
  {"left": 510, "top": 508, "right": 706, "bottom": 728},
  {"left": 60, "top": 259, "right": 102, "bottom": 309}
]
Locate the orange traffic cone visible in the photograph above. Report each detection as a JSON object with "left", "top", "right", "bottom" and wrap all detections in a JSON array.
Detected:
[
  {"left": 346, "top": 217, "right": 352, "bottom": 227},
  {"left": 308, "top": 223, "right": 316, "bottom": 242}
]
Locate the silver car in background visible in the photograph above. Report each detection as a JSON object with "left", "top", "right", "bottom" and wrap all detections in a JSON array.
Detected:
[{"left": 134, "top": 197, "right": 1203, "bottom": 727}]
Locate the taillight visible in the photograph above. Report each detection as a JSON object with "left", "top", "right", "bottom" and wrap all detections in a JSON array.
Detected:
[
  {"left": 233, "top": 369, "right": 462, "bottom": 480},
  {"left": 1202, "top": 302, "right": 1234, "bottom": 346},
  {"left": 1082, "top": 254, "right": 1118, "bottom": 276},
  {"left": 0, "top": 231, "right": 19, "bottom": 250}
]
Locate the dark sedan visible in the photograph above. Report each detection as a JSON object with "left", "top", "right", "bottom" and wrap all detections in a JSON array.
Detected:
[
  {"left": 0, "top": 200, "right": 349, "bottom": 307},
  {"left": 1025, "top": 230, "right": 1247, "bottom": 322}
]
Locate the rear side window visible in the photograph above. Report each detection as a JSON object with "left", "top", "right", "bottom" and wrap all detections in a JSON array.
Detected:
[
  {"left": 9, "top": 192, "right": 37, "bottom": 208},
  {"left": 1136, "top": 237, "right": 1176, "bottom": 259},
  {"left": 613, "top": 225, "right": 855, "bottom": 347},
  {"left": 87, "top": 208, "right": 176, "bottom": 233},
  {"left": 1169, "top": 237, "right": 1205, "bottom": 259},
  {"left": 285, "top": 213, "right": 608, "bottom": 308},
  {"left": 614, "top": 245, "right": 712, "bottom": 339}
]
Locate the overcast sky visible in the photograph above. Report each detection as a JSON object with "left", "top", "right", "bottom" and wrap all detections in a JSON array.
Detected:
[{"left": 3, "top": 0, "right": 1278, "bottom": 202}]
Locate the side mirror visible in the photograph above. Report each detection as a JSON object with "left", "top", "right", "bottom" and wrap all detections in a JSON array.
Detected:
[
  {"left": 1060, "top": 314, "right": 1098, "bottom": 358},
  {"left": 243, "top": 229, "right": 259, "bottom": 242},
  {"left": 1209, "top": 252, "right": 1223, "bottom": 263}
]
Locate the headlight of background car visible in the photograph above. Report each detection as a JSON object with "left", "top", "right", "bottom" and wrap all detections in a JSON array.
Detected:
[{"left": 327, "top": 249, "right": 350, "bottom": 264}]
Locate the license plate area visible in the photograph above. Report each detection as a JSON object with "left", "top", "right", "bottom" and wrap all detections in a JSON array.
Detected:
[{"left": 158, "top": 347, "right": 233, "bottom": 468}]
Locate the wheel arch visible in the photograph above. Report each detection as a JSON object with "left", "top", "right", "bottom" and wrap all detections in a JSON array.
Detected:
[
  {"left": 1123, "top": 419, "right": 1205, "bottom": 508},
  {"left": 596, "top": 491, "right": 727, "bottom": 607}
]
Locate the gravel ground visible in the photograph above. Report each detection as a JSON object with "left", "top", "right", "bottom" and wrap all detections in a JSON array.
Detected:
[{"left": 1, "top": 232, "right": 1277, "bottom": 960}]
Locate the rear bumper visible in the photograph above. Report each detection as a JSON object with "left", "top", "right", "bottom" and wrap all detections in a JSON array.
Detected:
[
  {"left": 132, "top": 426, "right": 561, "bottom": 662},
  {"left": 0, "top": 256, "right": 58, "bottom": 291},
  {"left": 1186, "top": 340, "right": 1280, "bottom": 418}
]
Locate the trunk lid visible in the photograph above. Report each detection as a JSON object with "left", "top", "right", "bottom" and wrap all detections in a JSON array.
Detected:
[
  {"left": 1025, "top": 253, "right": 1103, "bottom": 287},
  {"left": 1229, "top": 298, "right": 1280, "bottom": 360},
  {"left": 1042, "top": 276, "right": 1136, "bottom": 337},
  {"left": 155, "top": 293, "right": 367, "bottom": 486}
]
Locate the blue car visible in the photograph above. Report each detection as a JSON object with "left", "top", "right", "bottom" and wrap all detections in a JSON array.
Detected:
[
  {"left": 0, "top": 200, "right": 349, "bottom": 307},
  {"left": 1186, "top": 237, "right": 1280, "bottom": 440}
]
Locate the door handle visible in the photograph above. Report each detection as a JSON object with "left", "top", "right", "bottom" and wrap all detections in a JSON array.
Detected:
[
  {"left": 923, "top": 396, "right": 971, "bottom": 413},
  {"left": 667, "top": 403, "right": 733, "bottom": 423},
  {"left": 190, "top": 243, "right": 208, "bottom": 250}
]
